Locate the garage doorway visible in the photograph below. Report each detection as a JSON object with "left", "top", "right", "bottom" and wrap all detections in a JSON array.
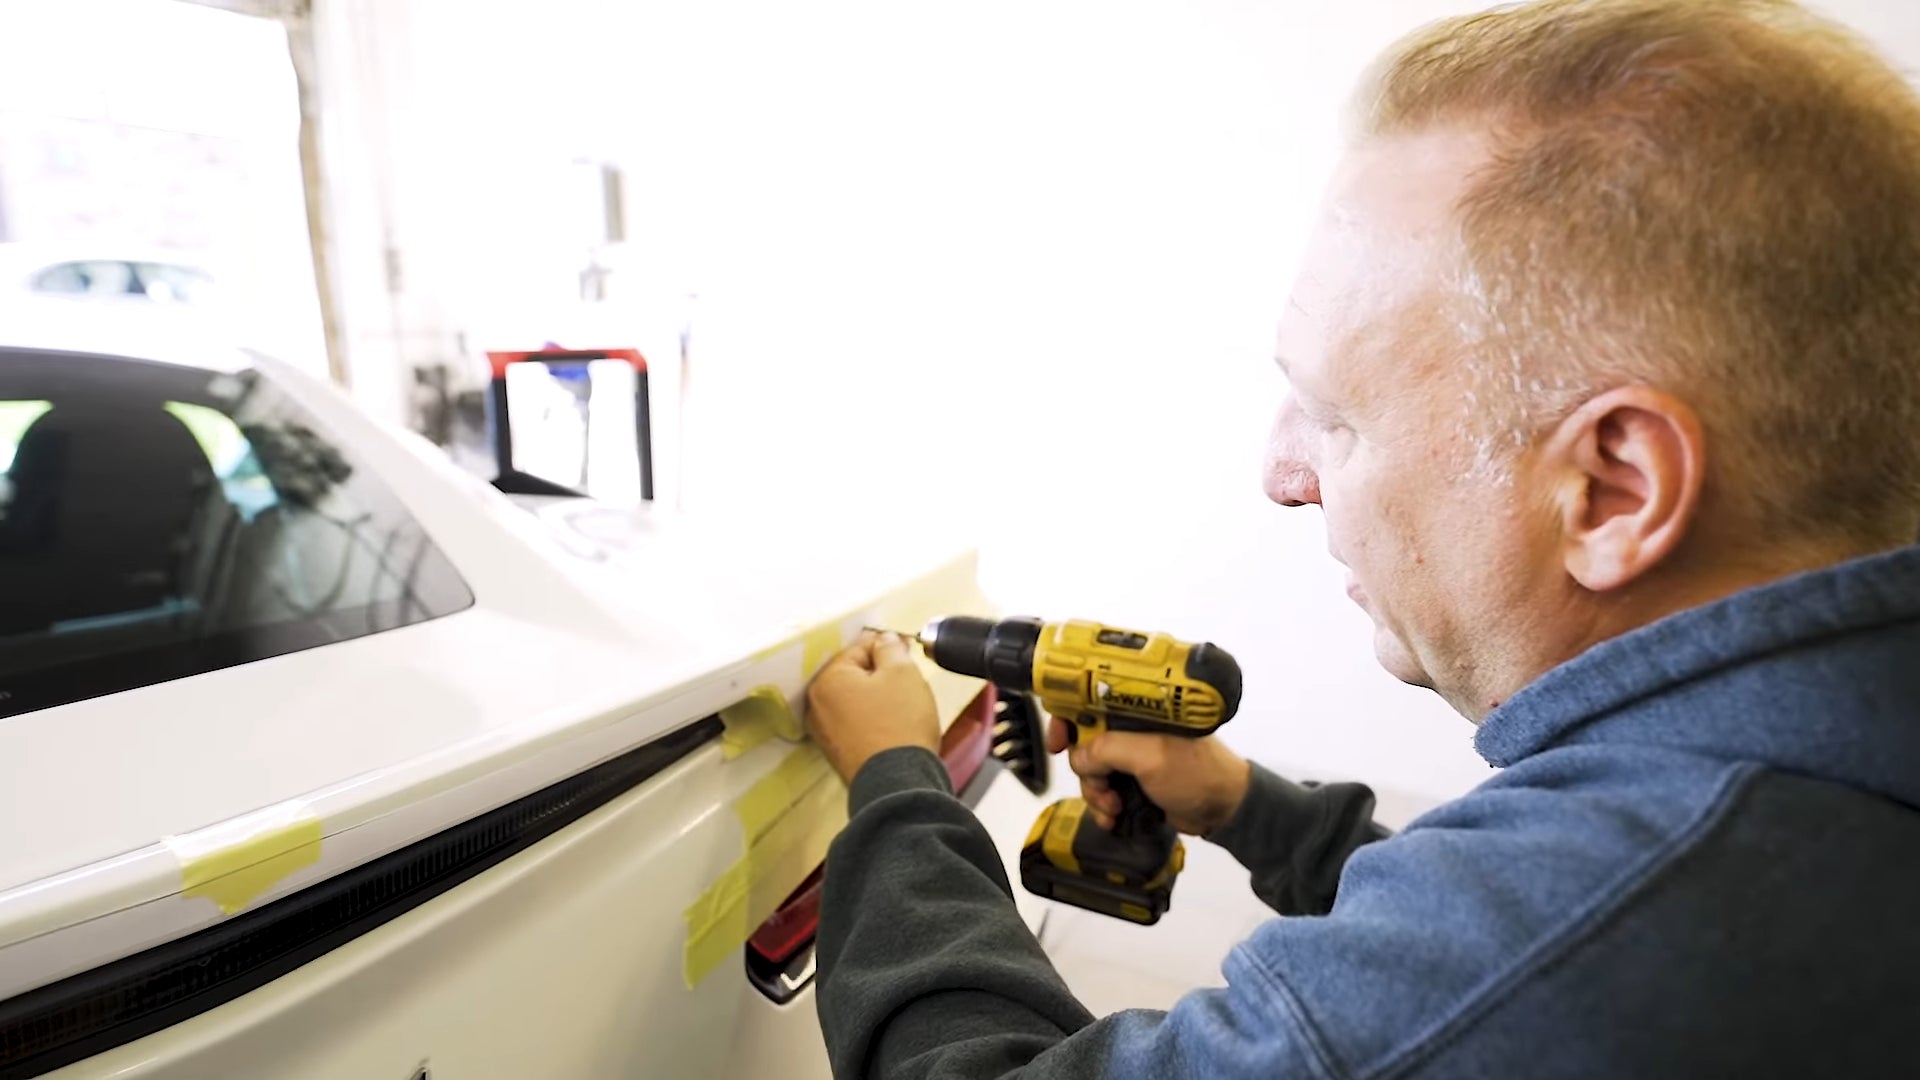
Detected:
[{"left": 0, "top": 0, "right": 326, "bottom": 374}]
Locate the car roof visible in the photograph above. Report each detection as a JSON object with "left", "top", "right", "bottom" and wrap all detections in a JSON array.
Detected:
[{"left": 0, "top": 300, "right": 251, "bottom": 372}]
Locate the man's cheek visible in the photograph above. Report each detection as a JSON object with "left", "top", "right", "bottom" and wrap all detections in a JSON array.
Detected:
[{"left": 1320, "top": 501, "right": 1356, "bottom": 562}]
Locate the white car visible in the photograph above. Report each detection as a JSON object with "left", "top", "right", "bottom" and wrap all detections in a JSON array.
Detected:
[
  {"left": 0, "top": 243, "right": 219, "bottom": 308},
  {"left": 0, "top": 336, "right": 1052, "bottom": 1079}
]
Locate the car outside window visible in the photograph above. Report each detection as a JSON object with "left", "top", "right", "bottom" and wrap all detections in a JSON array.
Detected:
[
  {"left": 0, "top": 348, "right": 474, "bottom": 717},
  {"left": 29, "top": 260, "right": 215, "bottom": 304},
  {"left": 30, "top": 260, "right": 134, "bottom": 297},
  {"left": 134, "top": 261, "right": 217, "bottom": 304}
]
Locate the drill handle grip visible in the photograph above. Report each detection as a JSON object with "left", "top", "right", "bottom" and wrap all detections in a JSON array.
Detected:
[
  {"left": 1062, "top": 715, "right": 1170, "bottom": 839},
  {"left": 1106, "top": 771, "right": 1167, "bottom": 840}
]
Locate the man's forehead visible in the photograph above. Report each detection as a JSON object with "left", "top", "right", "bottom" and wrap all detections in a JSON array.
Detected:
[
  {"left": 1279, "top": 130, "right": 1487, "bottom": 392},
  {"left": 1285, "top": 130, "right": 1486, "bottom": 330},
  {"left": 1337, "top": 129, "right": 1488, "bottom": 224}
]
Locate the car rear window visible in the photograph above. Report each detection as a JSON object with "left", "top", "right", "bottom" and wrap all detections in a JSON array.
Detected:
[{"left": 0, "top": 348, "right": 474, "bottom": 718}]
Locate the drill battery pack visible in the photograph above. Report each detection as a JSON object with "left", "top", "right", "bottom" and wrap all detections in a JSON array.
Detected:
[{"left": 1019, "top": 796, "right": 1185, "bottom": 926}]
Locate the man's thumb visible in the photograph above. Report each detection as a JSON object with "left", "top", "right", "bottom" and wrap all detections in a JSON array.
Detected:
[{"left": 872, "top": 631, "right": 914, "bottom": 667}]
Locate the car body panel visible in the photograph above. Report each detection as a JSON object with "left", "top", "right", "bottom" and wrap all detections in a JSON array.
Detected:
[
  {"left": 32, "top": 739, "right": 1049, "bottom": 1080},
  {"left": 0, "top": 343, "right": 1048, "bottom": 1078}
]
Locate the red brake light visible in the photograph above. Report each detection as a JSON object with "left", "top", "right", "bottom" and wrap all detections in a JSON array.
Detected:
[
  {"left": 939, "top": 683, "right": 996, "bottom": 793},
  {"left": 747, "top": 865, "right": 824, "bottom": 966}
]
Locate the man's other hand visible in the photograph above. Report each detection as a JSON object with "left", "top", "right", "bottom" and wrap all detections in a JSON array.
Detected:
[
  {"left": 806, "top": 631, "right": 942, "bottom": 783},
  {"left": 1048, "top": 716, "right": 1253, "bottom": 836}
]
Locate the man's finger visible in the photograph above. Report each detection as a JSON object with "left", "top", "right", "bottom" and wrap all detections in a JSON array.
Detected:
[
  {"left": 871, "top": 631, "right": 914, "bottom": 667},
  {"left": 1077, "top": 732, "right": 1164, "bottom": 780},
  {"left": 1068, "top": 745, "right": 1106, "bottom": 781},
  {"left": 1079, "top": 777, "right": 1120, "bottom": 817},
  {"left": 825, "top": 634, "right": 879, "bottom": 674},
  {"left": 1046, "top": 716, "right": 1071, "bottom": 755}
]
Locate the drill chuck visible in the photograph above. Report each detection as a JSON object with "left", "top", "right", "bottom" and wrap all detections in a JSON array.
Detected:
[{"left": 919, "top": 615, "right": 1043, "bottom": 691}]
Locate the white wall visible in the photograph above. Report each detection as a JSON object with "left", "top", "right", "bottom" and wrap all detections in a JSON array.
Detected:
[{"left": 359, "top": 0, "right": 1920, "bottom": 805}]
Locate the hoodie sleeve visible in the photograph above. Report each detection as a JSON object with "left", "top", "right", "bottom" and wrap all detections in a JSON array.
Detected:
[
  {"left": 1205, "top": 761, "right": 1390, "bottom": 916},
  {"left": 814, "top": 747, "right": 1361, "bottom": 1080},
  {"left": 813, "top": 735, "right": 1752, "bottom": 1080},
  {"left": 815, "top": 747, "right": 1095, "bottom": 1078}
]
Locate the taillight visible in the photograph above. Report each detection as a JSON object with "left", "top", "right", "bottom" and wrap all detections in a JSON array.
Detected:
[
  {"left": 745, "top": 683, "right": 999, "bottom": 1002},
  {"left": 939, "top": 682, "right": 997, "bottom": 794},
  {"left": 746, "top": 866, "right": 823, "bottom": 970}
]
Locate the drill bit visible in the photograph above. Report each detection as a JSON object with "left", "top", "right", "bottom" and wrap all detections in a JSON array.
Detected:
[{"left": 861, "top": 625, "right": 926, "bottom": 646}]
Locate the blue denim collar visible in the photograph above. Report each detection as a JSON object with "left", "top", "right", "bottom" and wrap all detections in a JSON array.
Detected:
[{"left": 1476, "top": 544, "right": 1920, "bottom": 801}]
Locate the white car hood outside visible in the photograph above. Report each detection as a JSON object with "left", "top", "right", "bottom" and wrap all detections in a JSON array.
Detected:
[{"left": 0, "top": 354, "right": 995, "bottom": 998}]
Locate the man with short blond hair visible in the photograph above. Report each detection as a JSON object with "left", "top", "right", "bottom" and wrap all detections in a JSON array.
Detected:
[
  {"left": 803, "top": 1, "right": 1920, "bottom": 1075},
  {"left": 1366, "top": 0, "right": 1920, "bottom": 547}
]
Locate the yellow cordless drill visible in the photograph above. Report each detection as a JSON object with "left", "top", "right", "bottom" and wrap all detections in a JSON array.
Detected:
[{"left": 912, "top": 616, "right": 1243, "bottom": 925}]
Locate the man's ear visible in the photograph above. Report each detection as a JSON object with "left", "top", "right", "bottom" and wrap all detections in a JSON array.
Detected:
[{"left": 1543, "top": 386, "right": 1706, "bottom": 592}]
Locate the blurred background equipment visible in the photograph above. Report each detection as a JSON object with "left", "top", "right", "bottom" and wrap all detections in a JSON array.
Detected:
[{"left": 485, "top": 347, "right": 654, "bottom": 504}]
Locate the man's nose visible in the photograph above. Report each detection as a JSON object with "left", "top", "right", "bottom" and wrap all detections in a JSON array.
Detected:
[{"left": 1264, "top": 402, "right": 1322, "bottom": 507}]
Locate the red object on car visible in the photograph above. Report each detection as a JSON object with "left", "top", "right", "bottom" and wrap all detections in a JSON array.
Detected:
[{"left": 746, "top": 682, "right": 999, "bottom": 967}]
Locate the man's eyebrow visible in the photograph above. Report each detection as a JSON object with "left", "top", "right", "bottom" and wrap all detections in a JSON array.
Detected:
[{"left": 1274, "top": 353, "right": 1335, "bottom": 407}]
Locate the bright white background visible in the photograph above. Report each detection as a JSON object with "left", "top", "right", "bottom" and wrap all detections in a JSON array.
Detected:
[
  {"left": 369, "top": 0, "right": 1920, "bottom": 807},
  {"left": 0, "top": 0, "right": 324, "bottom": 370},
  {"left": 6, "top": 0, "right": 1914, "bottom": 805}
]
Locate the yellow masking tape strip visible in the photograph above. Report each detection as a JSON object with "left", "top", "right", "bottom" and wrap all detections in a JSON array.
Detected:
[
  {"left": 734, "top": 744, "right": 834, "bottom": 847},
  {"left": 180, "top": 818, "right": 323, "bottom": 916},
  {"left": 726, "top": 619, "right": 845, "bottom": 762},
  {"left": 680, "top": 551, "right": 996, "bottom": 984},
  {"left": 718, "top": 684, "right": 803, "bottom": 760},
  {"left": 802, "top": 622, "right": 844, "bottom": 678},
  {"left": 680, "top": 767, "right": 838, "bottom": 936},
  {"left": 682, "top": 771, "right": 846, "bottom": 987},
  {"left": 750, "top": 616, "right": 848, "bottom": 666}
]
